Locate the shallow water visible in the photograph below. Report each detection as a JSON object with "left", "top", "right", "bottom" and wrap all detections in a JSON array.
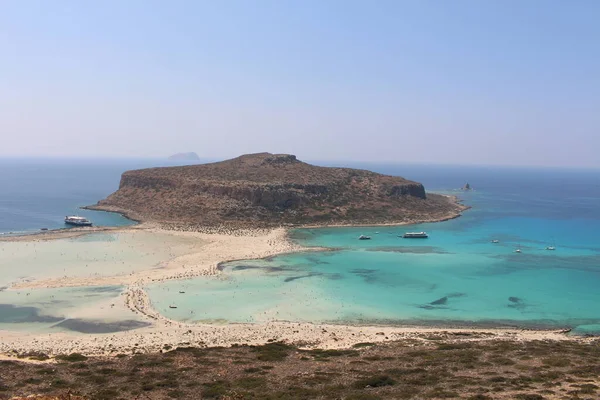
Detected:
[
  {"left": 0, "top": 231, "right": 201, "bottom": 333},
  {"left": 3, "top": 162, "right": 600, "bottom": 335},
  {"left": 148, "top": 166, "right": 600, "bottom": 334},
  {"left": 0, "top": 285, "right": 149, "bottom": 333},
  {"left": 0, "top": 231, "right": 201, "bottom": 286}
]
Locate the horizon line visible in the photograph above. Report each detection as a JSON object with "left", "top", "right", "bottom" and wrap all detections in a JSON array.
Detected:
[{"left": 1, "top": 154, "right": 599, "bottom": 171}]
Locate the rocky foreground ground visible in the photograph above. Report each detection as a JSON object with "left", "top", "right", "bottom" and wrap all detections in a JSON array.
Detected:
[{"left": 2, "top": 337, "right": 600, "bottom": 400}]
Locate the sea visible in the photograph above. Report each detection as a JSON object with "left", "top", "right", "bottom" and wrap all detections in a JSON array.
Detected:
[
  {"left": 0, "top": 158, "right": 204, "bottom": 234},
  {"left": 2, "top": 158, "right": 600, "bottom": 334}
]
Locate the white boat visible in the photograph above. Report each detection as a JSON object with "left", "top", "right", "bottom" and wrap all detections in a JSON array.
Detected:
[
  {"left": 64, "top": 216, "right": 93, "bottom": 227},
  {"left": 402, "top": 232, "right": 429, "bottom": 239},
  {"left": 546, "top": 246, "right": 556, "bottom": 251},
  {"left": 491, "top": 239, "right": 499, "bottom": 243},
  {"left": 514, "top": 248, "right": 522, "bottom": 253},
  {"left": 358, "top": 235, "right": 371, "bottom": 240}
]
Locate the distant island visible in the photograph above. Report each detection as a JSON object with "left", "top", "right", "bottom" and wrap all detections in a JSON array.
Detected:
[
  {"left": 89, "top": 153, "right": 467, "bottom": 228},
  {"left": 167, "top": 152, "right": 200, "bottom": 161}
]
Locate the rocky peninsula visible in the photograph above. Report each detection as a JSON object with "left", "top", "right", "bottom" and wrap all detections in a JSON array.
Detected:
[{"left": 88, "top": 153, "right": 467, "bottom": 229}]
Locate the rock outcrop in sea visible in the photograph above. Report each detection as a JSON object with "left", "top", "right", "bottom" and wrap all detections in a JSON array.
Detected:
[{"left": 90, "top": 153, "right": 466, "bottom": 228}]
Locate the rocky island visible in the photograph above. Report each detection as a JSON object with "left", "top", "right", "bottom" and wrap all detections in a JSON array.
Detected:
[
  {"left": 167, "top": 151, "right": 201, "bottom": 161},
  {"left": 89, "top": 152, "right": 466, "bottom": 228}
]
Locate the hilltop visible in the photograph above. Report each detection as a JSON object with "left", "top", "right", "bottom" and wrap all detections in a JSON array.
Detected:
[{"left": 90, "top": 153, "right": 466, "bottom": 228}]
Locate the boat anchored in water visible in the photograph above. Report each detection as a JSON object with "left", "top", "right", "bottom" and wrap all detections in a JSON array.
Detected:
[
  {"left": 402, "top": 232, "right": 429, "bottom": 239},
  {"left": 64, "top": 216, "right": 93, "bottom": 227},
  {"left": 358, "top": 235, "right": 371, "bottom": 240},
  {"left": 491, "top": 239, "right": 499, "bottom": 243}
]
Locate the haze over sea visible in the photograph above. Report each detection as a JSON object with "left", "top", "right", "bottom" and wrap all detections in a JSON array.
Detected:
[{"left": 2, "top": 158, "right": 600, "bottom": 334}]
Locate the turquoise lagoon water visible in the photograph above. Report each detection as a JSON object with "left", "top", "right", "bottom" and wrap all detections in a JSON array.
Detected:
[
  {"left": 0, "top": 231, "right": 201, "bottom": 333},
  {"left": 0, "top": 285, "right": 147, "bottom": 334},
  {"left": 0, "top": 157, "right": 205, "bottom": 333},
  {"left": 148, "top": 165, "right": 600, "bottom": 334},
  {"left": 2, "top": 161, "right": 600, "bottom": 334}
]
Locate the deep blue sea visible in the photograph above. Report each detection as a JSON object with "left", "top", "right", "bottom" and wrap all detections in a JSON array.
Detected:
[
  {"left": 0, "top": 158, "right": 205, "bottom": 234},
  {"left": 2, "top": 158, "right": 600, "bottom": 334}
]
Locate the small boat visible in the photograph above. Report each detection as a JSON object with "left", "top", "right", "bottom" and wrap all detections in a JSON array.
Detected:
[
  {"left": 358, "top": 235, "right": 371, "bottom": 240},
  {"left": 402, "top": 232, "right": 429, "bottom": 239},
  {"left": 546, "top": 246, "right": 556, "bottom": 251},
  {"left": 169, "top": 305, "right": 178, "bottom": 309},
  {"left": 178, "top": 291, "right": 185, "bottom": 294},
  {"left": 491, "top": 239, "right": 499, "bottom": 243},
  {"left": 514, "top": 249, "right": 521, "bottom": 253},
  {"left": 40, "top": 228, "right": 48, "bottom": 231},
  {"left": 64, "top": 216, "right": 93, "bottom": 227}
]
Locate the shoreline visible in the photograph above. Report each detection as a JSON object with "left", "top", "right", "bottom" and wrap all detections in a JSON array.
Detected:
[
  {"left": 1, "top": 190, "right": 467, "bottom": 240},
  {"left": 0, "top": 225, "right": 140, "bottom": 242},
  {"left": 296, "top": 209, "right": 468, "bottom": 229},
  {"left": 2, "top": 200, "right": 590, "bottom": 358},
  {"left": 7, "top": 226, "right": 305, "bottom": 290},
  {"left": 81, "top": 204, "right": 144, "bottom": 225},
  {"left": 0, "top": 322, "right": 586, "bottom": 360},
  {"left": 0, "top": 203, "right": 143, "bottom": 240}
]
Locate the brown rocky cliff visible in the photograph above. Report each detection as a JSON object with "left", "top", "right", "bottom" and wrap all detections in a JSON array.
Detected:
[{"left": 91, "top": 153, "right": 464, "bottom": 228}]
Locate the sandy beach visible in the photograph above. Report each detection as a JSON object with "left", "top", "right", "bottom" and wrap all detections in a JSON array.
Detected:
[
  {"left": 6, "top": 225, "right": 301, "bottom": 290},
  {"left": 0, "top": 225, "right": 586, "bottom": 359}
]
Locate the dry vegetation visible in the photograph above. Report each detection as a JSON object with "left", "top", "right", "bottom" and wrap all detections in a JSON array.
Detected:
[
  {"left": 90, "top": 153, "right": 466, "bottom": 228},
  {"left": 2, "top": 338, "right": 599, "bottom": 399}
]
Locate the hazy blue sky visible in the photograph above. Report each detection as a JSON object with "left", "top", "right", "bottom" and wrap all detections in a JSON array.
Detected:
[{"left": 1, "top": 1, "right": 598, "bottom": 166}]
